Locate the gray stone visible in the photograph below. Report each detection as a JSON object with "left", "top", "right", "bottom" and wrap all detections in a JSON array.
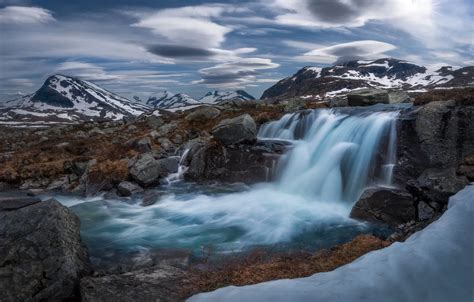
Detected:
[
  {"left": 146, "top": 115, "right": 164, "bottom": 129},
  {"left": 350, "top": 188, "right": 416, "bottom": 226},
  {"left": 129, "top": 154, "right": 179, "bottom": 187},
  {"left": 417, "top": 201, "right": 435, "bottom": 221},
  {"left": 80, "top": 264, "right": 184, "bottom": 302},
  {"left": 185, "top": 106, "right": 221, "bottom": 122},
  {"left": 158, "top": 137, "right": 174, "bottom": 151},
  {"left": 0, "top": 199, "right": 90, "bottom": 301},
  {"left": 117, "top": 181, "right": 144, "bottom": 197},
  {"left": 347, "top": 88, "right": 389, "bottom": 106},
  {"left": 0, "top": 196, "right": 41, "bottom": 211},
  {"left": 212, "top": 114, "right": 257, "bottom": 145},
  {"left": 135, "top": 137, "right": 152, "bottom": 153},
  {"left": 329, "top": 96, "right": 348, "bottom": 107},
  {"left": 388, "top": 90, "right": 411, "bottom": 104}
]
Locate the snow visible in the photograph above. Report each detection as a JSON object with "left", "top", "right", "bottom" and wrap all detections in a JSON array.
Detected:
[
  {"left": 199, "top": 90, "right": 254, "bottom": 104},
  {"left": 188, "top": 184, "right": 474, "bottom": 302}
]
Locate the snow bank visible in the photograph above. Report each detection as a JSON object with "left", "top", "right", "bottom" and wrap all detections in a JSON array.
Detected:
[{"left": 188, "top": 185, "right": 474, "bottom": 302}]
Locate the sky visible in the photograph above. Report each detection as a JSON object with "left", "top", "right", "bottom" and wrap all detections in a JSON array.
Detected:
[{"left": 0, "top": 0, "right": 473, "bottom": 101}]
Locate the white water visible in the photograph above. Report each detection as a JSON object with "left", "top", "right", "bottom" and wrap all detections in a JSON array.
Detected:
[
  {"left": 58, "top": 108, "right": 399, "bottom": 255},
  {"left": 165, "top": 149, "right": 190, "bottom": 184}
]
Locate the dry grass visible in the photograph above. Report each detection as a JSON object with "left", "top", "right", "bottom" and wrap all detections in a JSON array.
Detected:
[
  {"left": 181, "top": 234, "right": 390, "bottom": 298},
  {"left": 413, "top": 87, "right": 474, "bottom": 106}
]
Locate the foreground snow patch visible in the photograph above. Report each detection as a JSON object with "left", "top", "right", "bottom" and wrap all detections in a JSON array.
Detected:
[{"left": 188, "top": 185, "right": 474, "bottom": 302}]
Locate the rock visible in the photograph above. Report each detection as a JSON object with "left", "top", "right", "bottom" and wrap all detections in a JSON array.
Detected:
[
  {"left": 185, "top": 140, "right": 279, "bottom": 184},
  {"left": 0, "top": 195, "right": 41, "bottom": 211},
  {"left": 88, "top": 127, "right": 105, "bottom": 136},
  {"left": 417, "top": 201, "right": 436, "bottom": 221},
  {"left": 185, "top": 106, "right": 221, "bottom": 122},
  {"left": 80, "top": 264, "right": 185, "bottom": 302},
  {"left": 212, "top": 114, "right": 257, "bottom": 145},
  {"left": 329, "top": 96, "right": 348, "bottom": 107},
  {"left": 141, "top": 190, "right": 162, "bottom": 206},
  {"left": 0, "top": 198, "right": 90, "bottom": 301},
  {"left": 158, "top": 137, "right": 174, "bottom": 151},
  {"left": 347, "top": 88, "right": 389, "bottom": 106},
  {"left": 117, "top": 181, "right": 144, "bottom": 197},
  {"left": 127, "top": 124, "right": 137, "bottom": 132},
  {"left": 350, "top": 188, "right": 416, "bottom": 226},
  {"left": 388, "top": 90, "right": 411, "bottom": 103},
  {"left": 134, "top": 137, "right": 152, "bottom": 153},
  {"left": 146, "top": 115, "right": 164, "bottom": 129},
  {"left": 129, "top": 154, "right": 179, "bottom": 187},
  {"left": 129, "top": 153, "right": 163, "bottom": 187}
]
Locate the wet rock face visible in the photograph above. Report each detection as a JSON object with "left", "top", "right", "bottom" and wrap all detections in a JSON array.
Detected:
[
  {"left": 185, "top": 140, "right": 286, "bottom": 184},
  {"left": 212, "top": 114, "right": 257, "bottom": 145},
  {"left": 350, "top": 188, "right": 416, "bottom": 226},
  {"left": 0, "top": 197, "right": 90, "bottom": 301}
]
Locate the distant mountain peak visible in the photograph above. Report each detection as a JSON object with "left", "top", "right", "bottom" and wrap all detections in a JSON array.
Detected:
[
  {"left": 261, "top": 57, "right": 472, "bottom": 100},
  {"left": 199, "top": 90, "right": 255, "bottom": 104},
  {"left": 146, "top": 91, "right": 199, "bottom": 109},
  {"left": 0, "top": 74, "right": 150, "bottom": 125}
]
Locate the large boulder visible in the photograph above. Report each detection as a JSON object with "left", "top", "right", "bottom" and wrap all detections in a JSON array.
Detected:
[
  {"left": 212, "top": 114, "right": 257, "bottom": 145},
  {"left": 185, "top": 140, "right": 286, "bottom": 184},
  {"left": 347, "top": 88, "right": 389, "bottom": 106},
  {"left": 129, "top": 153, "right": 179, "bottom": 186},
  {"left": 0, "top": 197, "right": 90, "bottom": 301},
  {"left": 185, "top": 106, "right": 221, "bottom": 122},
  {"left": 117, "top": 181, "right": 144, "bottom": 197},
  {"left": 350, "top": 188, "right": 416, "bottom": 226}
]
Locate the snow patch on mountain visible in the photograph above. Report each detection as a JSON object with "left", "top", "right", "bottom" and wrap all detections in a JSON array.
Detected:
[
  {"left": 199, "top": 90, "right": 255, "bottom": 105},
  {"left": 146, "top": 91, "right": 200, "bottom": 109}
]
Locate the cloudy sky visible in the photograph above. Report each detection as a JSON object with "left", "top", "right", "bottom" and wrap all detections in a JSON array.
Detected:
[{"left": 0, "top": 0, "right": 472, "bottom": 101}]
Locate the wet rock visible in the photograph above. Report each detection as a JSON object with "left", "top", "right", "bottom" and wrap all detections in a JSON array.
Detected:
[
  {"left": 185, "top": 106, "right": 221, "bottom": 122},
  {"left": 212, "top": 114, "right": 257, "bottom": 145},
  {"left": 329, "top": 96, "right": 348, "bottom": 107},
  {"left": 347, "top": 88, "right": 389, "bottom": 106},
  {"left": 158, "top": 137, "right": 174, "bottom": 152},
  {"left": 141, "top": 190, "right": 162, "bottom": 206},
  {"left": 350, "top": 188, "right": 416, "bottom": 226},
  {"left": 0, "top": 198, "right": 90, "bottom": 301},
  {"left": 117, "top": 181, "right": 144, "bottom": 197}
]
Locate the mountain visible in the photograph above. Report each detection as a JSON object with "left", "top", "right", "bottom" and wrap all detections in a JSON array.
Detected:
[
  {"left": 146, "top": 91, "right": 200, "bottom": 109},
  {"left": 199, "top": 90, "right": 256, "bottom": 105},
  {"left": 261, "top": 58, "right": 474, "bottom": 100},
  {"left": 0, "top": 74, "right": 150, "bottom": 125}
]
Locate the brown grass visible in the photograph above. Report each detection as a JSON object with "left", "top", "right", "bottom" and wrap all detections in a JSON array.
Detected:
[
  {"left": 181, "top": 234, "right": 390, "bottom": 298},
  {"left": 413, "top": 87, "right": 474, "bottom": 106}
]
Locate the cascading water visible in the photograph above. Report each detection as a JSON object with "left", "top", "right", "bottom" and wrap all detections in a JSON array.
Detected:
[
  {"left": 165, "top": 149, "right": 190, "bottom": 184},
  {"left": 259, "top": 109, "right": 399, "bottom": 203},
  {"left": 55, "top": 108, "right": 399, "bottom": 260}
]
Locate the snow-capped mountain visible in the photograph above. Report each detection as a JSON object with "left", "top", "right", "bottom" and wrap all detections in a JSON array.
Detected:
[
  {"left": 261, "top": 58, "right": 474, "bottom": 100},
  {"left": 199, "top": 90, "right": 255, "bottom": 105},
  {"left": 146, "top": 91, "right": 200, "bottom": 109},
  {"left": 0, "top": 74, "right": 150, "bottom": 125}
]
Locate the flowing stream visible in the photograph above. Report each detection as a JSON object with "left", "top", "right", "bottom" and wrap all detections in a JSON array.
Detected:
[{"left": 54, "top": 107, "right": 399, "bottom": 262}]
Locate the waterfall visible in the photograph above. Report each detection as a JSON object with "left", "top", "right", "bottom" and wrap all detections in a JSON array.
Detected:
[
  {"left": 165, "top": 149, "right": 190, "bottom": 184},
  {"left": 259, "top": 109, "right": 399, "bottom": 203}
]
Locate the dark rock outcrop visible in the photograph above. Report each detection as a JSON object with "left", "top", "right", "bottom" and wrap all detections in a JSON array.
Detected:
[
  {"left": 117, "top": 181, "right": 144, "bottom": 197},
  {"left": 212, "top": 114, "right": 257, "bottom": 145},
  {"left": 129, "top": 153, "right": 179, "bottom": 187},
  {"left": 0, "top": 197, "right": 90, "bottom": 301},
  {"left": 347, "top": 88, "right": 389, "bottom": 106},
  {"left": 350, "top": 188, "right": 416, "bottom": 226},
  {"left": 185, "top": 140, "right": 285, "bottom": 184}
]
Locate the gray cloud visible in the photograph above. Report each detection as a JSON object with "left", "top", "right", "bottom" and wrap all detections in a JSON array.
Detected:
[
  {"left": 306, "top": 0, "right": 375, "bottom": 24},
  {"left": 146, "top": 44, "right": 216, "bottom": 58}
]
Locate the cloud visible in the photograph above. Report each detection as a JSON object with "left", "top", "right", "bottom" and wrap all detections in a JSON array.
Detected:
[
  {"left": 132, "top": 4, "right": 242, "bottom": 48},
  {"left": 0, "top": 6, "right": 55, "bottom": 24},
  {"left": 303, "top": 40, "right": 396, "bottom": 63},
  {"left": 194, "top": 58, "right": 279, "bottom": 88},
  {"left": 146, "top": 45, "right": 216, "bottom": 58},
  {"left": 56, "top": 61, "right": 120, "bottom": 81}
]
